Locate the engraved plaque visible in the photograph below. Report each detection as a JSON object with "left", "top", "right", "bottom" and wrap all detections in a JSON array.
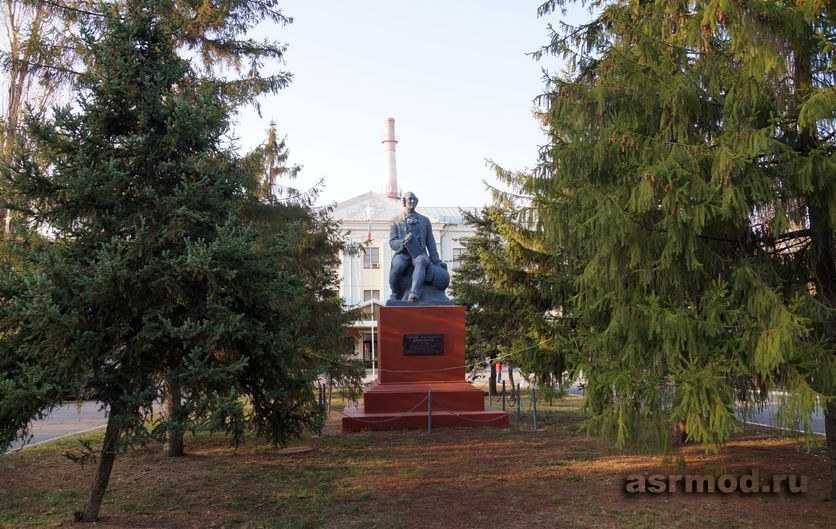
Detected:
[{"left": 403, "top": 333, "right": 444, "bottom": 355}]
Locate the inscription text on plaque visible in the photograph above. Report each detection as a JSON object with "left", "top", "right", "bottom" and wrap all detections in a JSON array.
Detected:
[{"left": 403, "top": 333, "right": 444, "bottom": 355}]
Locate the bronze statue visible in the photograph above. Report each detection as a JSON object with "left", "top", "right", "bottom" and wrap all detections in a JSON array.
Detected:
[{"left": 388, "top": 191, "right": 451, "bottom": 304}]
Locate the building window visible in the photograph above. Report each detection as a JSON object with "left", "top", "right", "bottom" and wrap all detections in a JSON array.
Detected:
[
  {"left": 363, "top": 247, "right": 380, "bottom": 269},
  {"left": 452, "top": 247, "right": 464, "bottom": 262},
  {"left": 363, "top": 289, "right": 380, "bottom": 302}
]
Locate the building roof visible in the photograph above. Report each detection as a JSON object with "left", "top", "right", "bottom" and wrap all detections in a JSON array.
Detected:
[
  {"left": 422, "top": 207, "right": 479, "bottom": 225},
  {"left": 328, "top": 191, "right": 478, "bottom": 226}
]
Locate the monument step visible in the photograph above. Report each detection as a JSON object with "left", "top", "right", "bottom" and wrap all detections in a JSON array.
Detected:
[
  {"left": 362, "top": 381, "right": 486, "bottom": 413},
  {"left": 341, "top": 404, "right": 508, "bottom": 432}
]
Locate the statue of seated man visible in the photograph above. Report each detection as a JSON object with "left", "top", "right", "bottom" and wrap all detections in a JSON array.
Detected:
[{"left": 388, "top": 191, "right": 450, "bottom": 303}]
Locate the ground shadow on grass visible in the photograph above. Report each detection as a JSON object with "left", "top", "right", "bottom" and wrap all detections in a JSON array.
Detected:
[{"left": 0, "top": 397, "right": 831, "bottom": 529}]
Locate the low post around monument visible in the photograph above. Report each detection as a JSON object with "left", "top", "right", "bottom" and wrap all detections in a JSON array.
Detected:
[
  {"left": 516, "top": 383, "right": 521, "bottom": 421},
  {"left": 532, "top": 386, "right": 538, "bottom": 430},
  {"left": 427, "top": 390, "right": 433, "bottom": 433}
]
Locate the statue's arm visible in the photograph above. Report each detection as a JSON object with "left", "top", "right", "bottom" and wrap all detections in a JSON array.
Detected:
[
  {"left": 425, "top": 220, "right": 441, "bottom": 264},
  {"left": 389, "top": 221, "right": 403, "bottom": 252}
]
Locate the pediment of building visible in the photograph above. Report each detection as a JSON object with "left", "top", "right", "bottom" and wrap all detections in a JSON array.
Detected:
[{"left": 328, "top": 191, "right": 444, "bottom": 224}]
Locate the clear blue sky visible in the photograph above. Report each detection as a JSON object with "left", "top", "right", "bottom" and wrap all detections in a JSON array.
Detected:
[{"left": 235, "top": 1, "right": 588, "bottom": 207}]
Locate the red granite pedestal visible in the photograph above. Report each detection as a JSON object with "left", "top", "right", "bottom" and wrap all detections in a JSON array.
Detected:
[{"left": 342, "top": 305, "right": 508, "bottom": 432}]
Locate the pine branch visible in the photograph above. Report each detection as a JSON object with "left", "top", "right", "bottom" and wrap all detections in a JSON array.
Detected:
[
  {"left": 621, "top": 205, "right": 808, "bottom": 247},
  {"left": 33, "top": 0, "right": 105, "bottom": 18},
  {"left": 761, "top": 239, "right": 811, "bottom": 257},
  {"left": 0, "top": 51, "right": 82, "bottom": 75},
  {"left": 768, "top": 229, "right": 813, "bottom": 244},
  {"left": 529, "top": 20, "right": 597, "bottom": 61}
]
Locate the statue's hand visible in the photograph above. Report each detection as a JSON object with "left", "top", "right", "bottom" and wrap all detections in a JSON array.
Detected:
[{"left": 403, "top": 233, "right": 413, "bottom": 243}]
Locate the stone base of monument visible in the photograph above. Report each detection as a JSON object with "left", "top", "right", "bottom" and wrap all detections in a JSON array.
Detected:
[
  {"left": 341, "top": 305, "right": 509, "bottom": 432},
  {"left": 341, "top": 382, "right": 508, "bottom": 431}
]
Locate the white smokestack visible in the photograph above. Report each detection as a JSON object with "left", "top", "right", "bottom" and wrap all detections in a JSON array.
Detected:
[{"left": 382, "top": 117, "right": 400, "bottom": 199}]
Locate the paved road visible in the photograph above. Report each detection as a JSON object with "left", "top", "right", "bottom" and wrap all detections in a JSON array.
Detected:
[
  {"left": 736, "top": 399, "right": 825, "bottom": 436},
  {"left": 4, "top": 401, "right": 108, "bottom": 453}
]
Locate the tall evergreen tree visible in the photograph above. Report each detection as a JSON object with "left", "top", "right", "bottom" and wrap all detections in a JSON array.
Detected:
[
  {"left": 0, "top": 0, "right": 293, "bottom": 235},
  {"left": 0, "top": 0, "right": 356, "bottom": 520},
  {"left": 450, "top": 199, "right": 573, "bottom": 393},
  {"left": 243, "top": 120, "right": 319, "bottom": 204},
  {"left": 157, "top": 121, "right": 345, "bottom": 458},
  {"left": 0, "top": 0, "right": 90, "bottom": 234},
  {"left": 527, "top": 0, "right": 834, "bottom": 492},
  {"left": 450, "top": 206, "right": 519, "bottom": 394},
  {"left": 238, "top": 122, "right": 363, "bottom": 399}
]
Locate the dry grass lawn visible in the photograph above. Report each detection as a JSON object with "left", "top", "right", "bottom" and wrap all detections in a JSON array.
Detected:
[{"left": 1, "top": 397, "right": 832, "bottom": 528}]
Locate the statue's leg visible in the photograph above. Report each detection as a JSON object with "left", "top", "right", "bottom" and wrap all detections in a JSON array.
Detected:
[
  {"left": 409, "top": 255, "right": 430, "bottom": 298},
  {"left": 389, "top": 254, "right": 409, "bottom": 299}
]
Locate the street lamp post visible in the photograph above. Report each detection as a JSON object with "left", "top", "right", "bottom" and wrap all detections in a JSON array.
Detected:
[{"left": 371, "top": 319, "right": 377, "bottom": 380}]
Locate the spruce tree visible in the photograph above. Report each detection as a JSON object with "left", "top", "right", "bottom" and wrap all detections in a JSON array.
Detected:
[
  {"left": 0, "top": 0, "right": 293, "bottom": 236},
  {"left": 450, "top": 206, "right": 519, "bottom": 394},
  {"left": 0, "top": 0, "right": 89, "bottom": 234},
  {"left": 0, "top": 0, "right": 356, "bottom": 520},
  {"left": 527, "top": 0, "right": 834, "bottom": 493},
  {"left": 450, "top": 201, "right": 573, "bottom": 394}
]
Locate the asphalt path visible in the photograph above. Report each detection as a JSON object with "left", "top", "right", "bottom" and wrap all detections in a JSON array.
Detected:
[
  {"left": 5, "top": 400, "right": 108, "bottom": 453},
  {"left": 736, "top": 398, "right": 825, "bottom": 436}
]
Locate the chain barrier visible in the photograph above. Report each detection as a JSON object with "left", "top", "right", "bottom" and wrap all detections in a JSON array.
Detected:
[
  {"left": 306, "top": 339, "right": 554, "bottom": 374},
  {"left": 335, "top": 395, "right": 429, "bottom": 424},
  {"left": 432, "top": 401, "right": 510, "bottom": 424}
]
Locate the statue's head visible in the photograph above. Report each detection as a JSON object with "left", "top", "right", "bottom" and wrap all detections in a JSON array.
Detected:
[{"left": 402, "top": 191, "right": 418, "bottom": 213}]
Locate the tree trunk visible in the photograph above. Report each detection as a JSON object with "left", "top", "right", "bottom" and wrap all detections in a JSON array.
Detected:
[
  {"left": 164, "top": 374, "right": 184, "bottom": 457},
  {"left": 810, "top": 200, "right": 836, "bottom": 500},
  {"left": 506, "top": 363, "right": 517, "bottom": 403},
  {"left": 78, "top": 411, "right": 120, "bottom": 522},
  {"left": 796, "top": 32, "right": 835, "bottom": 501},
  {"left": 825, "top": 400, "right": 836, "bottom": 500}
]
